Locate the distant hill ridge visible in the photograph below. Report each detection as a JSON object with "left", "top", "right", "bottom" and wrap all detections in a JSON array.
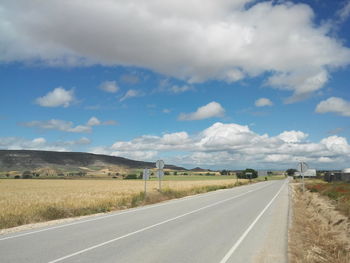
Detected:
[{"left": 0, "top": 150, "right": 185, "bottom": 171}]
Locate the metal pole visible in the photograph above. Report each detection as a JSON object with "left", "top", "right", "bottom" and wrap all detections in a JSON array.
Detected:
[
  {"left": 302, "top": 172, "right": 305, "bottom": 193},
  {"left": 158, "top": 170, "right": 161, "bottom": 191},
  {"left": 144, "top": 177, "right": 147, "bottom": 196}
]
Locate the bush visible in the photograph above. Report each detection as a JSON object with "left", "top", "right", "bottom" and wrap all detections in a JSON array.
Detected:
[
  {"left": 124, "top": 174, "right": 138, "bottom": 179},
  {"left": 22, "top": 171, "right": 33, "bottom": 179},
  {"left": 14, "top": 175, "right": 21, "bottom": 179}
]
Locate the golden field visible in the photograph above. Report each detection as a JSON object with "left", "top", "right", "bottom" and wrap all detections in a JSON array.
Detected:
[{"left": 0, "top": 178, "right": 247, "bottom": 229}]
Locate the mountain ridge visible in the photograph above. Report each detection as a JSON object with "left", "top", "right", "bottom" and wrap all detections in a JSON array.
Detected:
[{"left": 0, "top": 150, "right": 186, "bottom": 172}]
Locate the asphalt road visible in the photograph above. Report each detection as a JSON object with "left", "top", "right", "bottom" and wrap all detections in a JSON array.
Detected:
[{"left": 0, "top": 179, "right": 289, "bottom": 263}]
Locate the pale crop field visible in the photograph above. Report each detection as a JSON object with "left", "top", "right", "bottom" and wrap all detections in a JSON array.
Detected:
[{"left": 0, "top": 178, "right": 247, "bottom": 229}]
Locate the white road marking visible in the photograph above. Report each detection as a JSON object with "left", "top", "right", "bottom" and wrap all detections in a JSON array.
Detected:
[
  {"left": 219, "top": 181, "right": 287, "bottom": 263},
  {"left": 0, "top": 181, "right": 273, "bottom": 241},
  {"left": 47, "top": 182, "right": 276, "bottom": 263}
]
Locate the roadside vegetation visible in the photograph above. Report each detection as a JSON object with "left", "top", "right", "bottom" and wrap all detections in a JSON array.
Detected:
[
  {"left": 0, "top": 178, "right": 249, "bottom": 230},
  {"left": 289, "top": 180, "right": 350, "bottom": 263},
  {"left": 306, "top": 181, "right": 350, "bottom": 217}
]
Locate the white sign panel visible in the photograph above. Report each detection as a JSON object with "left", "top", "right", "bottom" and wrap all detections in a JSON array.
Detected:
[
  {"left": 156, "top": 160, "right": 165, "bottom": 169},
  {"left": 143, "top": 168, "right": 150, "bottom": 180},
  {"left": 157, "top": 170, "right": 164, "bottom": 178},
  {"left": 297, "top": 162, "right": 308, "bottom": 173}
]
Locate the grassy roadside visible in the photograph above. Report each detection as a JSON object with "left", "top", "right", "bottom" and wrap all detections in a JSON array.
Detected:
[
  {"left": 306, "top": 181, "right": 350, "bottom": 217},
  {"left": 289, "top": 182, "right": 350, "bottom": 263},
  {"left": 0, "top": 179, "right": 249, "bottom": 230}
]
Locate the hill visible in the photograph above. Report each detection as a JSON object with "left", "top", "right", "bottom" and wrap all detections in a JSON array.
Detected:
[{"left": 0, "top": 150, "right": 185, "bottom": 172}]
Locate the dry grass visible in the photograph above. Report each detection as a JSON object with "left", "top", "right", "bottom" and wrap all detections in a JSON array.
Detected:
[
  {"left": 0, "top": 179, "right": 247, "bottom": 230},
  {"left": 289, "top": 182, "right": 350, "bottom": 263},
  {"left": 306, "top": 181, "right": 350, "bottom": 218}
]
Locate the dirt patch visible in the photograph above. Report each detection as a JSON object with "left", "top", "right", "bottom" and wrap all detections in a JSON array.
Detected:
[{"left": 289, "top": 182, "right": 350, "bottom": 263}]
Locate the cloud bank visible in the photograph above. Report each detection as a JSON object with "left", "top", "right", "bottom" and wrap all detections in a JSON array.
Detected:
[
  {"left": 1, "top": 0, "right": 350, "bottom": 101},
  {"left": 91, "top": 122, "right": 350, "bottom": 169}
]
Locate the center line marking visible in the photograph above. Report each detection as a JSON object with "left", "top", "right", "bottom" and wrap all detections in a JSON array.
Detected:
[{"left": 47, "top": 183, "right": 274, "bottom": 263}]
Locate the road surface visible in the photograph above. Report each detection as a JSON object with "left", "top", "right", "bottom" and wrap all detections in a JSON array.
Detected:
[{"left": 0, "top": 179, "right": 289, "bottom": 263}]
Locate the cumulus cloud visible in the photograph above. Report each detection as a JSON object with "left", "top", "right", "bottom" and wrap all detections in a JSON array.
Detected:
[
  {"left": 278, "top": 131, "right": 308, "bottom": 143},
  {"left": 1, "top": 1, "right": 349, "bottom": 101},
  {"left": 315, "top": 97, "right": 350, "bottom": 116},
  {"left": 20, "top": 117, "right": 116, "bottom": 133},
  {"left": 99, "top": 122, "right": 350, "bottom": 168},
  {"left": 120, "top": 89, "right": 143, "bottom": 102},
  {"left": 35, "top": 87, "right": 75, "bottom": 107},
  {"left": 21, "top": 119, "right": 92, "bottom": 133},
  {"left": 0, "top": 136, "right": 91, "bottom": 151},
  {"left": 98, "top": 81, "right": 119, "bottom": 93},
  {"left": 87, "top": 116, "right": 101, "bottom": 126},
  {"left": 255, "top": 98, "right": 273, "bottom": 107},
  {"left": 178, "top": 101, "right": 225, "bottom": 121}
]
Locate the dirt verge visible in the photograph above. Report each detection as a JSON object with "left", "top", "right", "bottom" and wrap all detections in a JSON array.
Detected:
[{"left": 289, "top": 182, "right": 350, "bottom": 263}]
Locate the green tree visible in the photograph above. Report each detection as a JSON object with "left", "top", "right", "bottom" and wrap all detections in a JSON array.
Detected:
[
  {"left": 286, "top": 169, "right": 297, "bottom": 176},
  {"left": 237, "top": 169, "right": 258, "bottom": 179}
]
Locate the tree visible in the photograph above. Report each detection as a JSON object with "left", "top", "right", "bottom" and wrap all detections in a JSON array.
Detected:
[
  {"left": 286, "top": 169, "right": 297, "bottom": 176},
  {"left": 173, "top": 171, "right": 178, "bottom": 175},
  {"left": 237, "top": 169, "right": 258, "bottom": 179},
  {"left": 220, "top": 170, "right": 230, "bottom": 175}
]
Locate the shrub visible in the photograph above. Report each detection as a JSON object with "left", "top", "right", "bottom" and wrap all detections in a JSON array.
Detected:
[
  {"left": 22, "top": 171, "right": 33, "bottom": 179},
  {"left": 124, "top": 174, "right": 138, "bottom": 179}
]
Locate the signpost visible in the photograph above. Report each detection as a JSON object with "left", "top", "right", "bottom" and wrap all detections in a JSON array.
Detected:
[
  {"left": 297, "top": 162, "right": 308, "bottom": 192},
  {"left": 156, "top": 160, "right": 165, "bottom": 191},
  {"left": 143, "top": 168, "right": 150, "bottom": 195}
]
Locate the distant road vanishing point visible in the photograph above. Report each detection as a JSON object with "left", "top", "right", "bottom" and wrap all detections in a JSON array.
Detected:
[{"left": 1, "top": 179, "right": 289, "bottom": 263}]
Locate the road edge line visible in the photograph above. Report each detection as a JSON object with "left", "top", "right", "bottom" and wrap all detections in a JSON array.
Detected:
[
  {"left": 47, "top": 183, "right": 274, "bottom": 263},
  {"left": 219, "top": 180, "right": 287, "bottom": 263}
]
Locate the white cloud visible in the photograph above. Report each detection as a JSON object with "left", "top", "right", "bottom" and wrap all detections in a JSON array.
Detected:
[
  {"left": 21, "top": 119, "right": 91, "bottom": 133},
  {"left": 338, "top": 1, "right": 350, "bottom": 22},
  {"left": 278, "top": 131, "right": 308, "bottom": 143},
  {"left": 120, "top": 89, "right": 143, "bottom": 101},
  {"left": 178, "top": 101, "right": 225, "bottom": 121},
  {"left": 97, "top": 122, "right": 350, "bottom": 168},
  {"left": 170, "top": 85, "right": 194, "bottom": 94},
  {"left": 1, "top": 1, "right": 349, "bottom": 101},
  {"left": 163, "top": 109, "right": 171, "bottom": 114},
  {"left": 315, "top": 97, "right": 350, "bottom": 116},
  {"left": 87, "top": 116, "right": 101, "bottom": 126},
  {"left": 111, "top": 151, "right": 157, "bottom": 161},
  {"left": 35, "top": 87, "right": 75, "bottom": 107},
  {"left": 20, "top": 117, "right": 116, "bottom": 133},
  {"left": 0, "top": 136, "right": 91, "bottom": 151},
  {"left": 98, "top": 81, "right": 119, "bottom": 93},
  {"left": 255, "top": 98, "right": 273, "bottom": 107}
]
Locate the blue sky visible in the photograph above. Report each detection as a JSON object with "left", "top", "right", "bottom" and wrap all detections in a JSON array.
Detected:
[{"left": 0, "top": 0, "right": 350, "bottom": 169}]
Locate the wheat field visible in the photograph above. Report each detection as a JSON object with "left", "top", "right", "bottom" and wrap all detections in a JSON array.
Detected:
[{"left": 0, "top": 178, "right": 246, "bottom": 229}]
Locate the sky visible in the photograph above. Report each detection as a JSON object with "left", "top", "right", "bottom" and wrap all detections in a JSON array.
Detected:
[{"left": 0, "top": 0, "right": 350, "bottom": 170}]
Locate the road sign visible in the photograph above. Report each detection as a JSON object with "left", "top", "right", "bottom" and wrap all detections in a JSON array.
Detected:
[
  {"left": 297, "top": 162, "right": 308, "bottom": 173},
  {"left": 157, "top": 170, "right": 164, "bottom": 178},
  {"left": 297, "top": 162, "right": 308, "bottom": 193},
  {"left": 156, "top": 160, "right": 164, "bottom": 169},
  {"left": 143, "top": 168, "right": 150, "bottom": 180}
]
